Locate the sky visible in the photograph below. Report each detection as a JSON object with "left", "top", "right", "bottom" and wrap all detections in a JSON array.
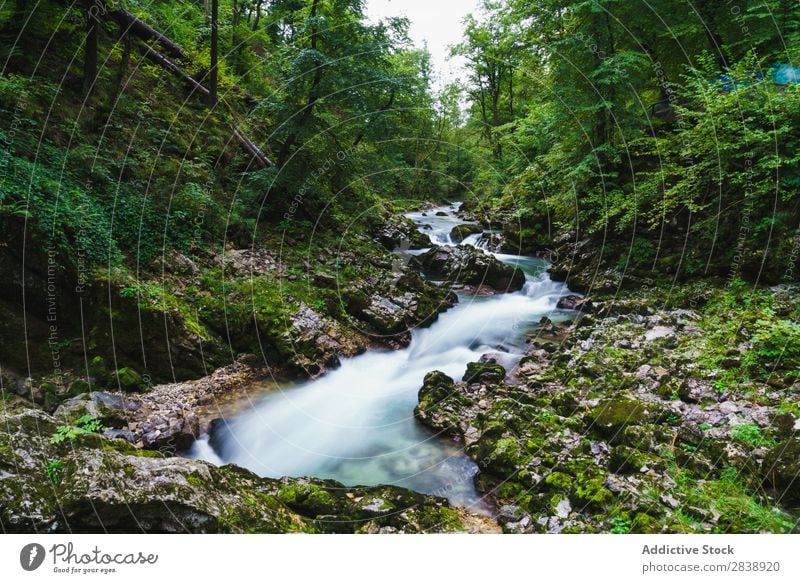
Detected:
[{"left": 365, "top": 0, "right": 482, "bottom": 87}]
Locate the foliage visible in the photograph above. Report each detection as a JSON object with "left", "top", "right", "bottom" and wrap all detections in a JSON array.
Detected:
[
  {"left": 731, "top": 423, "right": 774, "bottom": 448},
  {"left": 45, "top": 458, "right": 65, "bottom": 485},
  {"left": 455, "top": 0, "right": 800, "bottom": 281},
  {"left": 50, "top": 415, "right": 107, "bottom": 445}
]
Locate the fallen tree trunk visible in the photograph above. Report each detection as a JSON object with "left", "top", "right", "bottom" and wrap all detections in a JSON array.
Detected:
[
  {"left": 231, "top": 125, "right": 273, "bottom": 167},
  {"left": 140, "top": 48, "right": 209, "bottom": 96},
  {"left": 108, "top": 9, "right": 188, "bottom": 61}
]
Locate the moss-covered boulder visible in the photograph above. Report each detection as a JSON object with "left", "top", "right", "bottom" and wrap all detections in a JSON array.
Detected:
[
  {"left": 762, "top": 438, "right": 800, "bottom": 502},
  {"left": 449, "top": 223, "right": 483, "bottom": 243},
  {"left": 414, "top": 371, "right": 473, "bottom": 434},
  {"left": 114, "top": 367, "right": 146, "bottom": 392},
  {"left": 0, "top": 408, "right": 465, "bottom": 534},
  {"left": 589, "top": 396, "right": 665, "bottom": 439},
  {"left": 463, "top": 361, "right": 506, "bottom": 384}
]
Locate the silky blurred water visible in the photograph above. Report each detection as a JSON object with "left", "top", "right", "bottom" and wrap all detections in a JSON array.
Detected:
[{"left": 188, "top": 203, "right": 574, "bottom": 511}]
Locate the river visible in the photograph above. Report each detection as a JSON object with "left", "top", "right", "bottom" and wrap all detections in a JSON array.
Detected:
[{"left": 188, "top": 202, "right": 573, "bottom": 512}]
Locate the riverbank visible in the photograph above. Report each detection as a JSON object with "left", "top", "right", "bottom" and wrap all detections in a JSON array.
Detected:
[{"left": 416, "top": 280, "right": 800, "bottom": 532}]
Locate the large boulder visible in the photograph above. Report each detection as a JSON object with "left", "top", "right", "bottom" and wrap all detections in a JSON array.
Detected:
[
  {"left": 414, "top": 371, "right": 473, "bottom": 434},
  {"left": 341, "top": 272, "right": 457, "bottom": 343},
  {"left": 375, "top": 215, "right": 430, "bottom": 250},
  {"left": 55, "top": 391, "right": 141, "bottom": 428},
  {"left": 449, "top": 223, "right": 483, "bottom": 243},
  {"left": 415, "top": 245, "right": 526, "bottom": 292},
  {"left": 0, "top": 409, "right": 465, "bottom": 533},
  {"left": 283, "top": 303, "right": 369, "bottom": 374},
  {"left": 762, "top": 438, "right": 800, "bottom": 502}
]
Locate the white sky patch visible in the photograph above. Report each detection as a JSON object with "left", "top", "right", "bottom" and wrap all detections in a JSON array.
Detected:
[{"left": 365, "top": 0, "right": 481, "bottom": 88}]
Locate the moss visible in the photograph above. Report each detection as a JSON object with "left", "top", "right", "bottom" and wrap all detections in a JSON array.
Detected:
[
  {"left": 416, "top": 504, "right": 464, "bottom": 532},
  {"left": 114, "top": 367, "right": 144, "bottom": 392},
  {"left": 67, "top": 379, "right": 90, "bottom": 397},
  {"left": 632, "top": 512, "right": 661, "bottom": 533},
  {"left": 590, "top": 396, "right": 663, "bottom": 438},
  {"left": 543, "top": 471, "right": 573, "bottom": 492},
  {"left": 186, "top": 472, "right": 205, "bottom": 487},
  {"left": 277, "top": 482, "right": 342, "bottom": 516},
  {"left": 463, "top": 361, "right": 506, "bottom": 384},
  {"left": 609, "top": 446, "right": 651, "bottom": 474},
  {"left": 88, "top": 357, "right": 109, "bottom": 388},
  {"left": 574, "top": 476, "right": 613, "bottom": 508}
]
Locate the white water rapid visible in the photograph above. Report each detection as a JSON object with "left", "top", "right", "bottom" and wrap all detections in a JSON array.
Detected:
[{"left": 188, "top": 202, "right": 574, "bottom": 511}]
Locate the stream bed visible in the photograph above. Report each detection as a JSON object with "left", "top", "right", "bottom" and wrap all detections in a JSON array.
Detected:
[{"left": 188, "top": 203, "right": 574, "bottom": 512}]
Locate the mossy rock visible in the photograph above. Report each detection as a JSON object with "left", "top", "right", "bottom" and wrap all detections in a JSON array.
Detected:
[
  {"left": 609, "top": 445, "right": 650, "bottom": 474},
  {"left": 762, "top": 438, "right": 800, "bottom": 502},
  {"left": 277, "top": 479, "right": 344, "bottom": 516},
  {"left": 589, "top": 396, "right": 664, "bottom": 439},
  {"left": 449, "top": 223, "right": 483, "bottom": 243},
  {"left": 631, "top": 512, "right": 662, "bottom": 534},
  {"left": 88, "top": 356, "right": 109, "bottom": 386},
  {"left": 463, "top": 361, "right": 506, "bottom": 384},
  {"left": 574, "top": 475, "right": 613, "bottom": 508},
  {"left": 67, "top": 379, "right": 91, "bottom": 397},
  {"left": 414, "top": 371, "right": 471, "bottom": 433},
  {"left": 114, "top": 367, "right": 145, "bottom": 392},
  {"left": 543, "top": 471, "right": 573, "bottom": 492}
]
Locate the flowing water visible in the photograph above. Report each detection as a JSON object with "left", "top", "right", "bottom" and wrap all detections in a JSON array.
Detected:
[{"left": 188, "top": 202, "right": 574, "bottom": 511}]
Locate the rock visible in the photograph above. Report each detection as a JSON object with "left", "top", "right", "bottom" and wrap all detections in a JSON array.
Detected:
[
  {"left": 536, "top": 316, "right": 556, "bottom": 334},
  {"left": 221, "top": 248, "right": 284, "bottom": 277},
  {"left": 284, "top": 303, "right": 368, "bottom": 373},
  {"left": 556, "top": 295, "right": 593, "bottom": 311},
  {"left": 555, "top": 498, "right": 572, "bottom": 518},
  {"left": 313, "top": 272, "right": 337, "bottom": 287},
  {"left": 114, "top": 367, "right": 145, "bottom": 392},
  {"left": 341, "top": 271, "right": 456, "bottom": 344},
  {"left": 414, "top": 371, "right": 472, "bottom": 434},
  {"left": 644, "top": 326, "right": 677, "bottom": 343},
  {"left": 771, "top": 413, "right": 796, "bottom": 439},
  {"left": 435, "top": 211, "right": 448, "bottom": 217},
  {"left": 167, "top": 250, "right": 199, "bottom": 276},
  {"left": 762, "top": 438, "right": 800, "bottom": 502},
  {"left": 449, "top": 223, "right": 483, "bottom": 243},
  {"left": 0, "top": 409, "right": 465, "bottom": 533},
  {"left": 414, "top": 245, "right": 525, "bottom": 292},
  {"left": 678, "top": 378, "right": 715, "bottom": 403},
  {"left": 55, "top": 392, "right": 141, "bottom": 428},
  {"left": 362, "top": 294, "right": 416, "bottom": 335},
  {"left": 589, "top": 396, "right": 665, "bottom": 438},
  {"left": 497, "top": 504, "right": 526, "bottom": 524},
  {"left": 463, "top": 361, "right": 506, "bottom": 384},
  {"left": 375, "top": 215, "right": 430, "bottom": 250}
]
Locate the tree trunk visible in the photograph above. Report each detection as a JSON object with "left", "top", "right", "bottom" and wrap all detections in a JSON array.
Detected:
[
  {"left": 252, "top": 0, "right": 264, "bottom": 31},
  {"left": 113, "top": 30, "right": 132, "bottom": 99},
  {"left": 83, "top": 0, "right": 99, "bottom": 96},
  {"left": 278, "top": 0, "right": 322, "bottom": 165},
  {"left": 208, "top": 0, "right": 219, "bottom": 107},
  {"left": 107, "top": 9, "right": 188, "bottom": 61}
]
